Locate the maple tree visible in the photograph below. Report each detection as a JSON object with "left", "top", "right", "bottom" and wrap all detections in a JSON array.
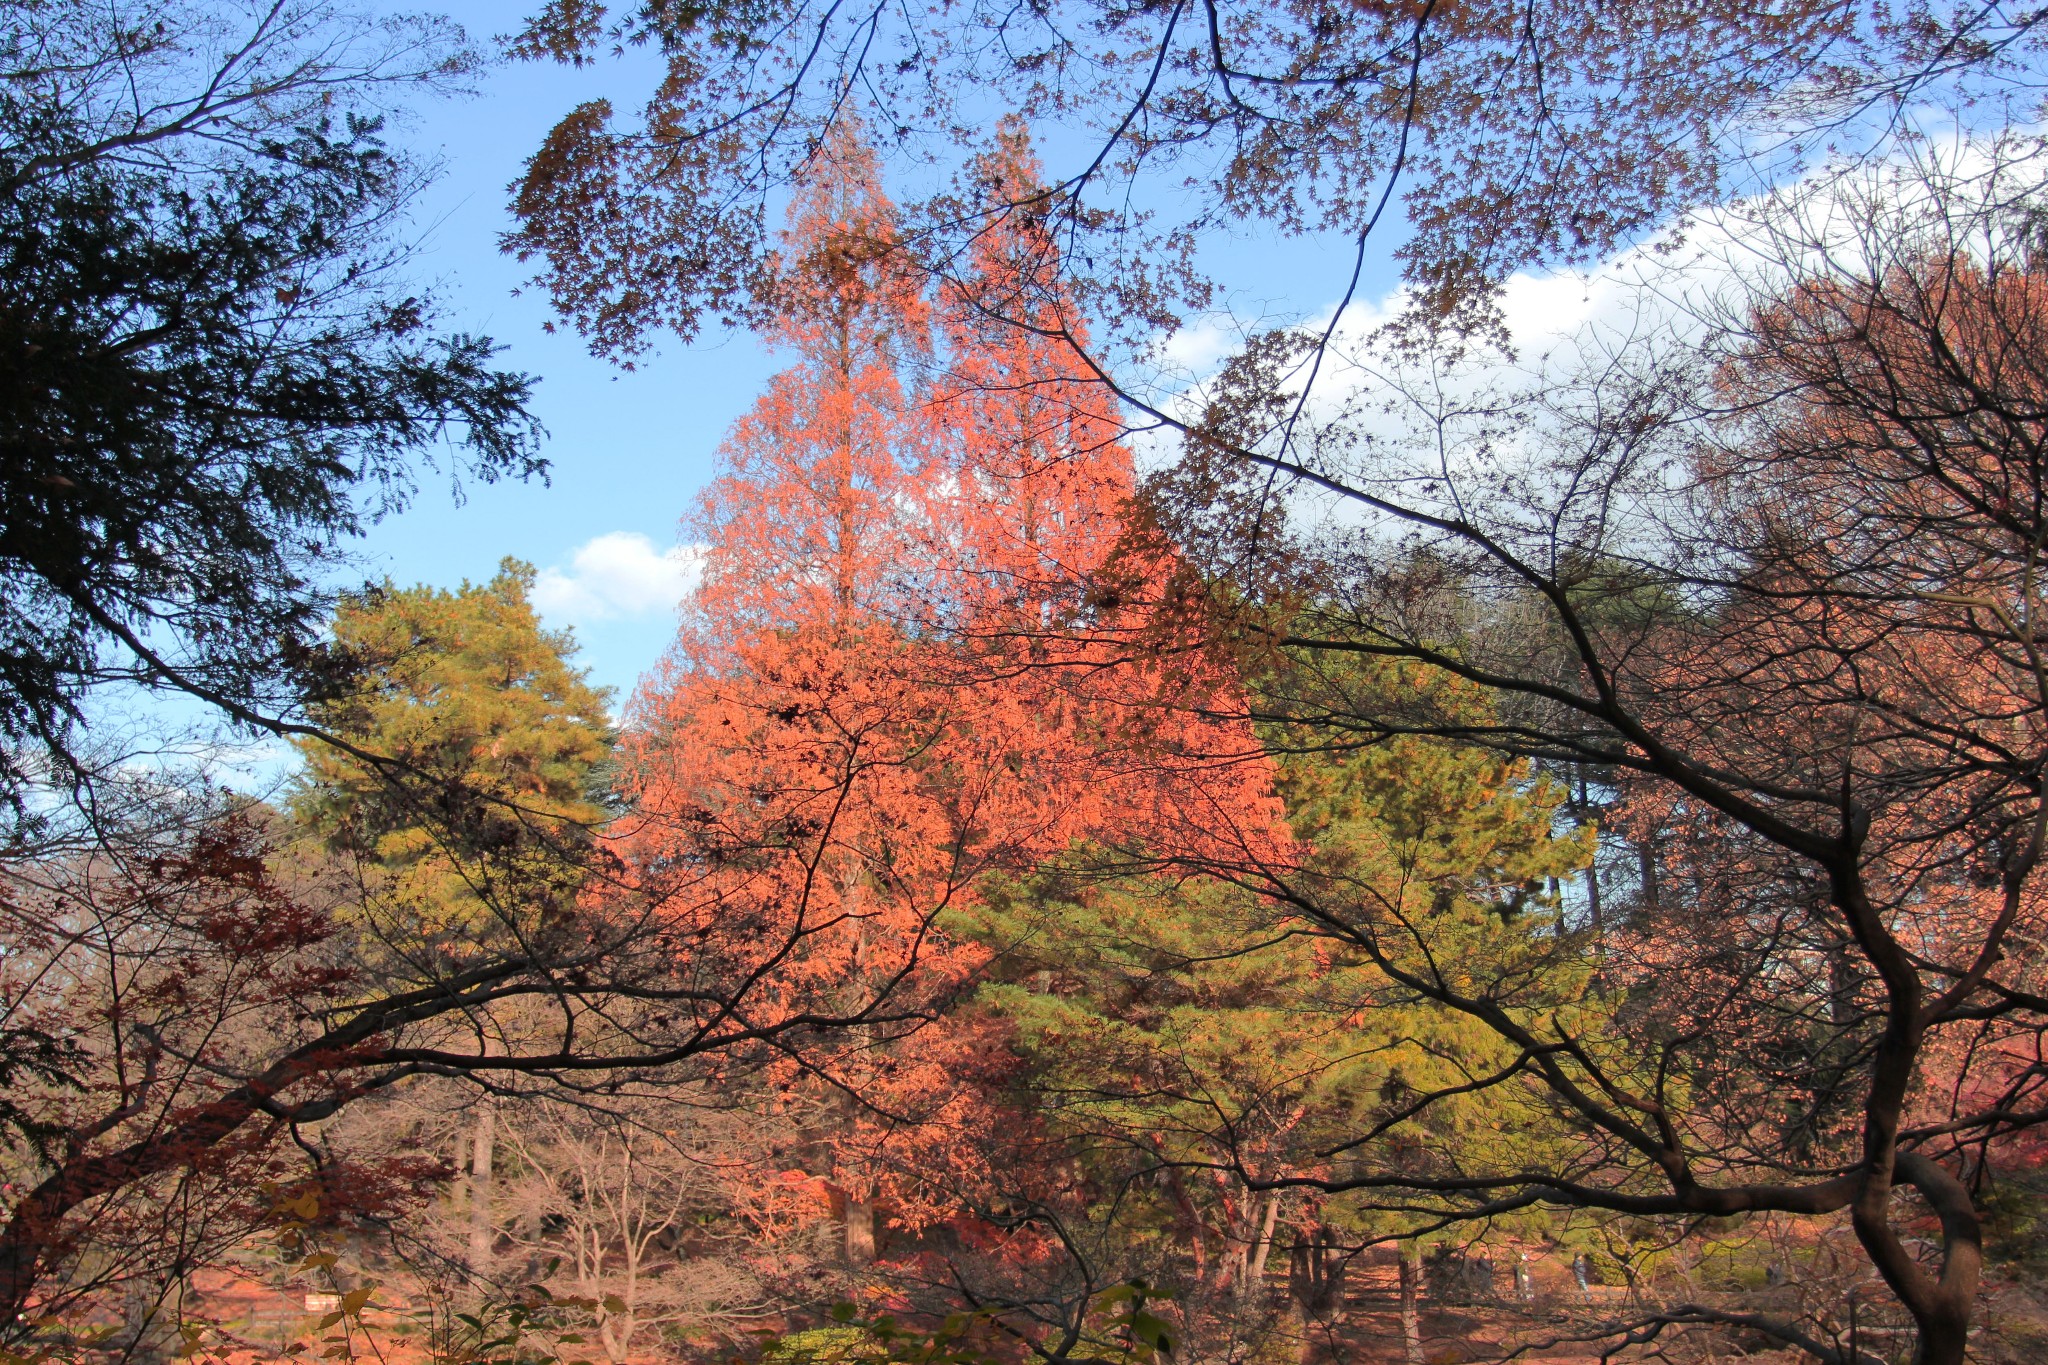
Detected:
[
  {"left": 0, "top": 805, "right": 445, "bottom": 1341},
  {"left": 1122, "top": 162, "right": 2048, "bottom": 1364},
  {"left": 505, "top": 0, "right": 2042, "bottom": 358}
]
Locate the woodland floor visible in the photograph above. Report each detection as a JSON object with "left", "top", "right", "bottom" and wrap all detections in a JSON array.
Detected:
[
  {"left": 1302, "top": 1256, "right": 2048, "bottom": 1364},
  {"left": 180, "top": 1256, "right": 2048, "bottom": 1365}
]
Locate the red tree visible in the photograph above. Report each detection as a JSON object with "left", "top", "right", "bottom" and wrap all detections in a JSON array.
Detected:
[
  {"left": 615, "top": 126, "right": 1288, "bottom": 1275},
  {"left": 616, "top": 129, "right": 1033, "bottom": 1266}
]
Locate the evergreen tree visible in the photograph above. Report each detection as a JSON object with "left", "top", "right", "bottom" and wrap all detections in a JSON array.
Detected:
[
  {"left": 293, "top": 560, "right": 612, "bottom": 950},
  {"left": 963, "top": 662, "right": 1599, "bottom": 1331},
  {"left": 0, "top": 2, "right": 540, "bottom": 793}
]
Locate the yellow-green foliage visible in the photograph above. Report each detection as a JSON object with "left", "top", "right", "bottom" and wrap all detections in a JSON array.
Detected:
[
  {"left": 963, "top": 657, "right": 1604, "bottom": 1254},
  {"left": 762, "top": 1327, "right": 892, "bottom": 1365},
  {"left": 291, "top": 560, "right": 613, "bottom": 951},
  {"left": 1287, "top": 742, "right": 1596, "bottom": 1189}
]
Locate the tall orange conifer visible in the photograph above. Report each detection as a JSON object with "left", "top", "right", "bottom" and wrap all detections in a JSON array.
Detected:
[
  {"left": 686, "top": 128, "right": 931, "bottom": 642},
  {"left": 615, "top": 124, "right": 1288, "bottom": 1279},
  {"left": 923, "top": 126, "right": 1289, "bottom": 868},
  {"left": 923, "top": 125, "right": 1133, "bottom": 631},
  {"left": 617, "top": 129, "right": 1022, "bottom": 1268}
]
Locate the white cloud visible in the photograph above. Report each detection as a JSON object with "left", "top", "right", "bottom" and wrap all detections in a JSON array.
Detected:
[
  {"left": 1153, "top": 313, "right": 1242, "bottom": 372},
  {"left": 534, "top": 532, "right": 703, "bottom": 627}
]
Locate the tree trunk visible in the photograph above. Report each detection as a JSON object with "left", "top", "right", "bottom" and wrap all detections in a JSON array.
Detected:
[
  {"left": 1288, "top": 1223, "right": 1344, "bottom": 1365},
  {"left": 1158, "top": 1158, "right": 1209, "bottom": 1283},
  {"left": 600, "top": 1312, "right": 630, "bottom": 1365},
  {"left": 1885, "top": 1153, "right": 1981, "bottom": 1365},
  {"left": 467, "top": 1102, "right": 496, "bottom": 1275},
  {"left": 1242, "top": 1191, "right": 1281, "bottom": 1297},
  {"left": 1290, "top": 1300, "right": 1318, "bottom": 1365},
  {"left": 844, "top": 1196, "right": 877, "bottom": 1265},
  {"left": 1575, "top": 770, "right": 1605, "bottom": 942},
  {"left": 1398, "top": 1244, "right": 1424, "bottom": 1365},
  {"left": 1828, "top": 939, "right": 1861, "bottom": 1026},
  {"left": 1912, "top": 1325, "right": 1969, "bottom": 1365},
  {"left": 1586, "top": 856, "right": 1604, "bottom": 941},
  {"left": 1215, "top": 1243, "right": 1243, "bottom": 1297},
  {"left": 1289, "top": 1222, "right": 1347, "bottom": 1317}
]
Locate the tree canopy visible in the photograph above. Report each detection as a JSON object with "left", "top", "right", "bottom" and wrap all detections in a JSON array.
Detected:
[
  {"left": 15, "top": 4, "right": 2048, "bottom": 1365},
  {"left": 0, "top": 0, "right": 541, "bottom": 797}
]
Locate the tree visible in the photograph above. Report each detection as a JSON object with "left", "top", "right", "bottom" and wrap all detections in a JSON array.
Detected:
[
  {"left": 959, "top": 676, "right": 1594, "bottom": 1360},
  {"left": 0, "top": 803, "right": 447, "bottom": 1339},
  {"left": 503, "top": 0, "right": 2040, "bottom": 359},
  {"left": 616, "top": 126, "right": 1291, "bottom": 1293},
  {"left": 915, "top": 125, "right": 1288, "bottom": 874},
  {"left": 1126, "top": 154, "right": 2048, "bottom": 1364},
  {"left": 681, "top": 125, "right": 934, "bottom": 639},
  {"left": 293, "top": 560, "right": 614, "bottom": 954},
  {"left": 292, "top": 561, "right": 614, "bottom": 1286},
  {"left": 489, "top": 1096, "right": 773, "bottom": 1362},
  {"left": 0, "top": 561, "right": 943, "bottom": 1340},
  {"left": 494, "top": 6, "right": 2048, "bottom": 1354},
  {"left": 0, "top": 0, "right": 541, "bottom": 795},
  {"left": 921, "top": 121, "right": 1141, "bottom": 637},
  {"left": 616, "top": 130, "right": 1034, "bottom": 1270}
]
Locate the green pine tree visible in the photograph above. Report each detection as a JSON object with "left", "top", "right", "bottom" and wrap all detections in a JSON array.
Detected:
[
  {"left": 291, "top": 560, "right": 614, "bottom": 954},
  {"left": 961, "top": 661, "right": 1603, "bottom": 1313}
]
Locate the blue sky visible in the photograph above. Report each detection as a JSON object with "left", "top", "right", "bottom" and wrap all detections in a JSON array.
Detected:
[
  {"left": 349, "top": 3, "right": 1974, "bottom": 724},
  {"left": 354, "top": 4, "right": 771, "bottom": 707},
  {"left": 362, "top": 3, "right": 1403, "bottom": 707}
]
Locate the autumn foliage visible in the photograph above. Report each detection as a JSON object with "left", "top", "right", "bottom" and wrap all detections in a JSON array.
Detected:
[
  {"left": 24, "top": 62, "right": 2048, "bottom": 1365},
  {"left": 607, "top": 125, "right": 1288, "bottom": 1269}
]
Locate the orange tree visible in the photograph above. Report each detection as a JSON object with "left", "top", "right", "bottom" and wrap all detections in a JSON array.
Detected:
[
  {"left": 1107, "top": 173, "right": 2048, "bottom": 1365},
  {"left": 0, "top": 559, "right": 961, "bottom": 1341},
  {"left": 613, "top": 127, "right": 1288, "bottom": 1285},
  {"left": 498, "top": 0, "right": 2032, "bottom": 355}
]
